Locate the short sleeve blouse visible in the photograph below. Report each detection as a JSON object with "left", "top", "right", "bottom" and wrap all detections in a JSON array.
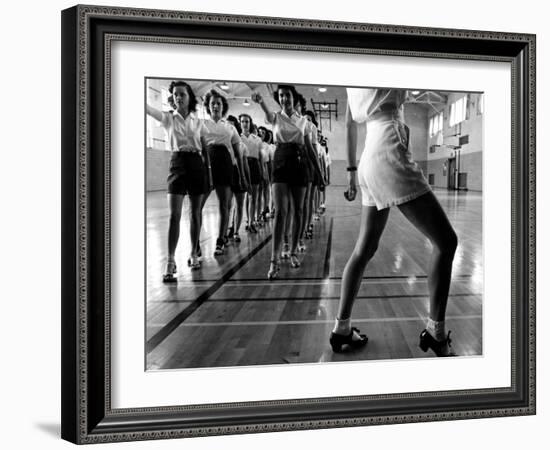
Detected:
[
  {"left": 270, "top": 110, "right": 312, "bottom": 145},
  {"left": 202, "top": 118, "right": 240, "bottom": 164},
  {"left": 240, "top": 133, "right": 263, "bottom": 159},
  {"left": 160, "top": 111, "right": 206, "bottom": 152}
]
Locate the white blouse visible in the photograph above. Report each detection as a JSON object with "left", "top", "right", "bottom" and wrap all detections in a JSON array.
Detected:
[
  {"left": 269, "top": 110, "right": 312, "bottom": 145},
  {"left": 346, "top": 88, "right": 406, "bottom": 123},
  {"left": 240, "top": 133, "right": 263, "bottom": 159},
  {"left": 202, "top": 118, "right": 241, "bottom": 164},
  {"left": 260, "top": 142, "right": 271, "bottom": 162},
  {"left": 160, "top": 111, "right": 206, "bottom": 152}
]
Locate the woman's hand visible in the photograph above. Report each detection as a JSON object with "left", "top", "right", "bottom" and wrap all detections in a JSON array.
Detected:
[
  {"left": 251, "top": 92, "right": 263, "bottom": 104},
  {"left": 344, "top": 171, "right": 357, "bottom": 201}
]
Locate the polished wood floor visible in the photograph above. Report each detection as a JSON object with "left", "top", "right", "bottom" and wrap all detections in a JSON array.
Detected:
[{"left": 146, "top": 187, "right": 482, "bottom": 370}]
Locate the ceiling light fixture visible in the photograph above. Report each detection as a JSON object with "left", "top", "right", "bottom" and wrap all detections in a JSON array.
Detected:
[
  {"left": 220, "top": 82, "right": 230, "bottom": 91},
  {"left": 318, "top": 87, "right": 327, "bottom": 93}
]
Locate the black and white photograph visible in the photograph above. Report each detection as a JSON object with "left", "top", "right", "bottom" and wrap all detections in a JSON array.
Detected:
[{"left": 145, "top": 79, "right": 484, "bottom": 370}]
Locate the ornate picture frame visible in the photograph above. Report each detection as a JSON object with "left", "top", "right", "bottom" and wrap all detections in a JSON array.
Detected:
[{"left": 61, "top": 5, "right": 535, "bottom": 444}]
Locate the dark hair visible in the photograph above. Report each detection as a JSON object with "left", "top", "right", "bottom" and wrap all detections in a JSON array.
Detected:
[
  {"left": 266, "top": 130, "right": 273, "bottom": 144},
  {"left": 304, "top": 110, "right": 318, "bottom": 128},
  {"left": 257, "top": 126, "right": 271, "bottom": 142},
  {"left": 203, "top": 89, "right": 229, "bottom": 116},
  {"left": 296, "top": 93, "right": 307, "bottom": 112},
  {"left": 226, "top": 115, "right": 242, "bottom": 134},
  {"left": 238, "top": 114, "right": 254, "bottom": 131},
  {"left": 168, "top": 81, "right": 198, "bottom": 112},
  {"left": 272, "top": 84, "right": 299, "bottom": 107}
]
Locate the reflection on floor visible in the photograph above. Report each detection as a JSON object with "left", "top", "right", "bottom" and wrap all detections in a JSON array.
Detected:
[{"left": 146, "top": 186, "right": 482, "bottom": 369}]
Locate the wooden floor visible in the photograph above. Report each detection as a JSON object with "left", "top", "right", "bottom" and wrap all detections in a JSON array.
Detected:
[{"left": 146, "top": 186, "right": 483, "bottom": 370}]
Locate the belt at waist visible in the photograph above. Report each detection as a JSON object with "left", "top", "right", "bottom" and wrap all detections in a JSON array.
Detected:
[{"left": 173, "top": 145, "right": 202, "bottom": 153}]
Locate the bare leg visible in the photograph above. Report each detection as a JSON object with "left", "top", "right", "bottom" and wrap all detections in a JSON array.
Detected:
[
  {"left": 215, "top": 185, "right": 232, "bottom": 241},
  {"left": 289, "top": 186, "right": 307, "bottom": 254},
  {"left": 271, "top": 183, "right": 290, "bottom": 260},
  {"left": 188, "top": 194, "right": 205, "bottom": 257},
  {"left": 234, "top": 192, "right": 245, "bottom": 234},
  {"left": 300, "top": 183, "right": 312, "bottom": 241},
  {"left": 248, "top": 184, "right": 259, "bottom": 230},
  {"left": 167, "top": 194, "right": 185, "bottom": 259},
  {"left": 337, "top": 206, "right": 390, "bottom": 320},
  {"left": 397, "top": 191, "right": 458, "bottom": 322},
  {"left": 284, "top": 195, "right": 293, "bottom": 247}
]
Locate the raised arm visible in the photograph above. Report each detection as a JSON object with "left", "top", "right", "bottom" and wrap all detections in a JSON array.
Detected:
[
  {"left": 251, "top": 92, "right": 276, "bottom": 124},
  {"left": 146, "top": 104, "right": 163, "bottom": 122}
]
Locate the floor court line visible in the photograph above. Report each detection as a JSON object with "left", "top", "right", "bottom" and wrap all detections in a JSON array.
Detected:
[
  {"left": 146, "top": 233, "right": 272, "bottom": 353},
  {"left": 149, "top": 314, "right": 481, "bottom": 328},
  {"left": 164, "top": 275, "right": 476, "bottom": 288},
  {"left": 150, "top": 293, "right": 482, "bottom": 303}
]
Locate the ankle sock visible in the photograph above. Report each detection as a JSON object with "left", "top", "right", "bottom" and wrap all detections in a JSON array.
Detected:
[
  {"left": 426, "top": 318, "right": 446, "bottom": 342},
  {"left": 333, "top": 317, "right": 351, "bottom": 335}
]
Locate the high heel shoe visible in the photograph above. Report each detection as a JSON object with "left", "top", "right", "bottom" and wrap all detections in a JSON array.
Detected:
[
  {"left": 267, "top": 259, "right": 280, "bottom": 280},
  {"left": 188, "top": 255, "right": 201, "bottom": 270},
  {"left": 281, "top": 242, "right": 290, "bottom": 259},
  {"left": 419, "top": 330, "right": 456, "bottom": 357},
  {"left": 298, "top": 240, "right": 306, "bottom": 253},
  {"left": 214, "top": 238, "right": 225, "bottom": 256},
  {"left": 290, "top": 253, "right": 300, "bottom": 268},
  {"left": 329, "top": 327, "right": 368, "bottom": 353},
  {"left": 162, "top": 261, "right": 177, "bottom": 283}
]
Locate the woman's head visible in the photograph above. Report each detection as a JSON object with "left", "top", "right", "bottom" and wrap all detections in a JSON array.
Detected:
[
  {"left": 239, "top": 114, "right": 254, "bottom": 134},
  {"left": 266, "top": 130, "right": 273, "bottom": 144},
  {"left": 257, "top": 126, "right": 270, "bottom": 142},
  {"left": 272, "top": 84, "right": 299, "bottom": 111},
  {"left": 168, "top": 81, "right": 198, "bottom": 112},
  {"left": 304, "top": 110, "right": 318, "bottom": 127},
  {"left": 204, "top": 89, "right": 229, "bottom": 118},
  {"left": 295, "top": 93, "right": 307, "bottom": 115},
  {"left": 226, "top": 115, "right": 242, "bottom": 134}
]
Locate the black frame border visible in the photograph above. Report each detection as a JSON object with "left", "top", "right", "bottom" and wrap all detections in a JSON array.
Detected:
[{"left": 61, "top": 4, "right": 536, "bottom": 444}]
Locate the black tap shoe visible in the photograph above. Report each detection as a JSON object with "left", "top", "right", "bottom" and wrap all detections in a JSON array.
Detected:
[
  {"left": 330, "top": 327, "right": 368, "bottom": 353},
  {"left": 419, "top": 330, "right": 457, "bottom": 357}
]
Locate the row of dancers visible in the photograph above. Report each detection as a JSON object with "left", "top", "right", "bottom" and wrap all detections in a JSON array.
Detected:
[
  {"left": 147, "top": 81, "right": 459, "bottom": 357},
  {"left": 146, "top": 81, "right": 330, "bottom": 282}
]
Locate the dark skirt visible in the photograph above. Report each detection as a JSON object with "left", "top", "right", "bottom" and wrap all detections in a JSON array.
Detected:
[
  {"left": 208, "top": 144, "right": 234, "bottom": 187},
  {"left": 231, "top": 165, "right": 247, "bottom": 194},
  {"left": 272, "top": 143, "right": 308, "bottom": 187},
  {"left": 167, "top": 151, "right": 208, "bottom": 196},
  {"left": 247, "top": 157, "right": 262, "bottom": 185}
]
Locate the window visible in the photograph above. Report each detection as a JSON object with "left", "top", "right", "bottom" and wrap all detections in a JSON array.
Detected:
[
  {"left": 449, "top": 95, "right": 468, "bottom": 126},
  {"left": 477, "top": 94, "right": 484, "bottom": 115},
  {"left": 429, "top": 111, "right": 443, "bottom": 137}
]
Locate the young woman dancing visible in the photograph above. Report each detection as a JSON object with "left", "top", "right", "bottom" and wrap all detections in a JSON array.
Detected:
[
  {"left": 202, "top": 90, "right": 248, "bottom": 255},
  {"left": 146, "top": 80, "right": 212, "bottom": 280},
  {"left": 258, "top": 126, "right": 273, "bottom": 223},
  {"left": 251, "top": 85, "right": 323, "bottom": 278},
  {"left": 239, "top": 114, "right": 264, "bottom": 234},
  {"left": 225, "top": 115, "right": 250, "bottom": 242},
  {"left": 330, "top": 88, "right": 458, "bottom": 357}
]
